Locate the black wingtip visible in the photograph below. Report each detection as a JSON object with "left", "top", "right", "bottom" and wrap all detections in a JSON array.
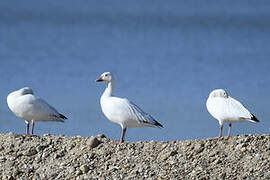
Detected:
[
  {"left": 251, "top": 113, "right": 259, "bottom": 122},
  {"left": 154, "top": 120, "right": 163, "bottom": 128},
  {"left": 59, "top": 113, "right": 68, "bottom": 119}
]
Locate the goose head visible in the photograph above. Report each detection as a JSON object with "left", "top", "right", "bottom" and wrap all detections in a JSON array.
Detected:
[
  {"left": 209, "top": 89, "right": 228, "bottom": 98},
  {"left": 20, "top": 87, "right": 34, "bottom": 95},
  {"left": 96, "top": 72, "right": 113, "bottom": 83}
]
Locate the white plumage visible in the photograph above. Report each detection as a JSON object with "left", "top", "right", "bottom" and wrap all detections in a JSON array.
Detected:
[
  {"left": 7, "top": 87, "right": 67, "bottom": 135},
  {"left": 206, "top": 89, "right": 259, "bottom": 138},
  {"left": 96, "top": 72, "right": 163, "bottom": 142}
]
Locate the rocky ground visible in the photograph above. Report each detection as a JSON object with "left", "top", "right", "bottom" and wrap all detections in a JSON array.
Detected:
[{"left": 0, "top": 133, "right": 269, "bottom": 180}]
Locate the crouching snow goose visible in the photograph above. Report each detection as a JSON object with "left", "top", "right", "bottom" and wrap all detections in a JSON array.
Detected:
[
  {"left": 7, "top": 87, "right": 67, "bottom": 135},
  {"left": 96, "top": 72, "right": 163, "bottom": 142},
  {"left": 206, "top": 89, "right": 259, "bottom": 138}
]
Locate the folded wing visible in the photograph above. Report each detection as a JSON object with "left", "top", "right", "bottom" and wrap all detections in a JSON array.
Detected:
[
  {"left": 22, "top": 95, "right": 67, "bottom": 122},
  {"left": 207, "top": 96, "right": 254, "bottom": 122},
  {"left": 126, "top": 99, "right": 163, "bottom": 127}
]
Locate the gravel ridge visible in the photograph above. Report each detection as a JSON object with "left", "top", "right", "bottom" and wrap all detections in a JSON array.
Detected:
[{"left": 0, "top": 133, "right": 269, "bottom": 179}]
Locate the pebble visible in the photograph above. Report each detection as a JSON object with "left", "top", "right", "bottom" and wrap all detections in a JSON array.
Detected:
[
  {"left": 69, "top": 167, "right": 76, "bottom": 173},
  {"left": 96, "top": 134, "right": 106, "bottom": 139},
  {"left": 0, "top": 156, "right": 7, "bottom": 162},
  {"left": 79, "top": 165, "right": 89, "bottom": 174},
  {"left": 240, "top": 147, "right": 247, "bottom": 152},
  {"left": 23, "top": 148, "right": 38, "bottom": 156},
  {"left": 194, "top": 143, "right": 204, "bottom": 154},
  {"left": 87, "top": 136, "right": 101, "bottom": 149}
]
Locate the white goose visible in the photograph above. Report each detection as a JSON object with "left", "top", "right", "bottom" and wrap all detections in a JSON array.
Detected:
[
  {"left": 96, "top": 72, "right": 163, "bottom": 142},
  {"left": 206, "top": 89, "right": 259, "bottom": 138},
  {"left": 7, "top": 87, "right": 67, "bottom": 135}
]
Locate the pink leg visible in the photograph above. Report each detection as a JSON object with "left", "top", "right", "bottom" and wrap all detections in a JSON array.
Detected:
[
  {"left": 227, "top": 123, "right": 232, "bottom": 137},
  {"left": 219, "top": 124, "right": 223, "bottom": 138},
  {"left": 31, "top": 120, "right": 35, "bottom": 135},
  {"left": 120, "top": 128, "right": 127, "bottom": 143},
  {"left": 26, "top": 122, "right": 30, "bottom": 135}
]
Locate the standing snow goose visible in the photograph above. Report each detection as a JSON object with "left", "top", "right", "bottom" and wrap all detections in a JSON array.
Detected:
[
  {"left": 206, "top": 89, "right": 259, "bottom": 138},
  {"left": 7, "top": 87, "right": 67, "bottom": 135},
  {"left": 96, "top": 72, "right": 163, "bottom": 142}
]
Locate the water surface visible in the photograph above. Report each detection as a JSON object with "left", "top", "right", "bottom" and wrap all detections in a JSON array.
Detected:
[{"left": 0, "top": 0, "right": 269, "bottom": 141}]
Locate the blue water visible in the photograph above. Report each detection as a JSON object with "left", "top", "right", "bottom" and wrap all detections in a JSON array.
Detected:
[{"left": 0, "top": 0, "right": 269, "bottom": 141}]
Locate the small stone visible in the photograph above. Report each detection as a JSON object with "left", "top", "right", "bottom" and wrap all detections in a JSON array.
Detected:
[
  {"left": 170, "top": 150, "right": 178, "bottom": 156},
  {"left": 267, "top": 142, "right": 270, "bottom": 150},
  {"left": 124, "top": 164, "right": 131, "bottom": 168},
  {"left": 161, "top": 144, "right": 167, "bottom": 149},
  {"left": 220, "top": 172, "right": 226, "bottom": 179},
  {"left": 54, "top": 150, "right": 65, "bottom": 159},
  {"left": 244, "top": 136, "right": 251, "bottom": 143},
  {"left": 194, "top": 143, "right": 204, "bottom": 154},
  {"left": 23, "top": 148, "right": 38, "bottom": 156},
  {"left": 209, "top": 151, "right": 217, "bottom": 157},
  {"left": 12, "top": 169, "right": 22, "bottom": 177},
  {"left": 36, "top": 145, "right": 47, "bottom": 152},
  {"left": 75, "top": 170, "right": 82, "bottom": 176},
  {"left": 240, "top": 147, "right": 247, "bottom": 152},
  {"left": 108, "top": 165, "right": 119, "bottom": 171},
  {"left": 49, "top": 173, "right": 58, "bottom": 179},
  {"left": 214, "top": 159, "right": 222, "bottom": 164},
  {"left": 168, "top": 160, "right": 177, "bottom": 165},
  {"left": 80, "top": 165, "right": 89, "bottom": 174},
  {"left": 96, "top": 134, "right": 106, "bottom": 139},
  {"left": 83, "top": 154, "right": 88, "bottom": 159},
  {"left": 34, "top": 157, "right": 42, "bottom": 163},
  {"left": 4, "top": 175, "right": 15, "bottom": 180},
  {"left": 69, "top": 167, "right": 76, "bottom": 173},
  {"left": 255, "top": 153, "right": 261, "bottom": 159},
  {"left": 236, "top": 144, "right": 243, "bottom": 150},
  {"left": 0, "top": 156, "right": 7, "bottom": 162},
  {"left": 87, "top": 137, "right": 101, "bottom": 149}
]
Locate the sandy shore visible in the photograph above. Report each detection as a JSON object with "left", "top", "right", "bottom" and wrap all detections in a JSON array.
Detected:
[{"left": 0, "top": 133, "right": 269, "bottom": 179}]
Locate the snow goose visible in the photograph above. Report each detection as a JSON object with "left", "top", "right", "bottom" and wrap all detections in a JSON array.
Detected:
[
  {"left": 7, "top": 87, "right": 67, "bottom": 135},
  {"left": 206, "top": 89, "right": 259, "bottom": 138},
  {"left": 96, "top": 72, "right": 163, "bottom": 142}
]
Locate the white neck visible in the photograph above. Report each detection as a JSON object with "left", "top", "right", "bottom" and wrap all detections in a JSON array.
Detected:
[{"left": 102, "top": 80, "right": 114, "bottom": 98}]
